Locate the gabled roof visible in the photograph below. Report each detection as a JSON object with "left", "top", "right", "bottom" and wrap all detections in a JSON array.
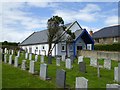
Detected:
[
  {"left": 19, "top": 22, "right": 75, "bottom": 46},
  {"left": 93, "top": 25, "right": 120, "bottom": 39}
]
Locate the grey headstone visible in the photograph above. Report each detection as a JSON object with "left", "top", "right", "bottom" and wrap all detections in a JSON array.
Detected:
[
  {"left": 41, "top": 55, "right": 44, "bottom": 63},
  {"left": 25, "top": 53, "right": 28, "bottom": 59},
  {"left": 62, "top": 55, "right": 65, "bottom": 61},
  {"left": 35, "top": 55, "right": 38, "bottom": 62},
  {"left": 4, "top": 54, "right": 7, "bottom": 63},
  {"left": 21, "top": 60, "right": 26, "bottom": 70},
  {"left": 8, "top": 55, "right": 12, "bottom": 65},
  {"left": 48, "top": 55, "right": 52, "bottom": 64},
  {"left": 14, "top": 56, "right": 18, "bottom": 67},
  {"left": 29, "top": 54, "right": 32, "bottom": 60},
  {"left": 40, "top": 64, "right": 47, "bottom": 80},
  {"left": 70, "top": 55, "right": 74, "bottom": 64},
  {"left": 29, "top": 60, "right": 35, "bottom": 74},
  {"left": 17, "top": 51, "right": 20, "bottom": 57},
  {"left": 56, "top": 57, "right": 60, "bottom": 66},
  {"left": 66, "top": 58, "right": 72, "bottom": 69},
  {"left": 90, "top": 57, "right": 97, "bottom": 67},
  {"left": 56, "top": 69, "right": 66, "bottom": 88},
  {"left": 78, "top": 56, "right": 83, "bottom": 64},
  {"left": 79, "top": 62, "right": 86, "bottom": 73},
  {"left": 118, "top": 63, "right": 120, "bottom": 82},
  {"left": 114, "top": 67, "right": 118, "bottom": 82},
  {"left": 104, "top": 59, "right": 111, "bottom": 70},
  {"left": 106, "top": 84, "right": 120, "bottom": 90},
  {"left": 75, "top": 77, "right": 88, "bottom": 90},
  {"left": 11, "top": 50, "right": 14, "bottom": 55}
]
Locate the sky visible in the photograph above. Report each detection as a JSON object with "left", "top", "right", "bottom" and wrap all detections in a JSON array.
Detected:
[{"left": 0, "top": 1, "right": 119, "bottom": 43}]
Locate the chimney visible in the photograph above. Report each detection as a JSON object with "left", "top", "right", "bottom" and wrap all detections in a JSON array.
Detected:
[{"left": 89, "top": 30, "right": 93, "bottom": 36}]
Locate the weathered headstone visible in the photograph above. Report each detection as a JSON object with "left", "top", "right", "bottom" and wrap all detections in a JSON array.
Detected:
[
  {"left": 56, "top": 57, "right": 60, "bottom": 66},
  {"left": 11, "top": 50, "right": 14, "bottom": 55},
  {"left": 41, "top": 55, "right": 44, "bottom": 63},
  {"left": 106, "top": 84, "right": 120, "bottom": 90},
  {"left": 62, "top": 55, "right": 65, "bottom": 61},
  {"left": 90, "top": 57, "right": 97, "bottom": 67},
  {"left": 114, "top": 67, "right": 118, "bottom": 82},
  {"left": 75, "top": 77, "right": 88, "bottom": 90},
  {"left": 118, "top": 63, "right": 120, "bottom": 82},
  {"left": 4, "top": 54, "right": 7, "bottom": 63},
  {"left": 97, "top": 62, "right": 100, "bottom": 77},
  {"left": 17, "top": 51, "right": 20, "bottom": 57},
  {"left": 6, "top": 50, "right": 8, "bottom": 54},
  {"left": 40, "top": 64, "right": 47, "bottom": 80},
  {"left": 29, "top": 53, "right": 32, "bottom": 60},
  {"left": 35, "top": 55, "right": 38, "bottom": 62},
  {"left": 14, "top": 56, "right": 18, "bottom": 67},
  {"left": 70, "top": 55, "right": 74, "bottom": 64},
  {"left": 56, "top": 69, "right": 66, "bottom": 88},
  {"left": 21, "top": 60, "right": 26, "bottom": 70},
  {"left": 66, "top": 58, "right": 72, "bottom": 69},
  {"left": 29, "top": 60, "right": 35, "bottom": 74},
  {"left": 48, "top": 55, "right": 52, "bottom": 64},
  {"left": 79, "top": 62, "right": 86, "bottom": 73},
  {"left": 104, "top": 59, "right": 111, "bottom": 70},
  {"left": 25, "top": 53, "right": 28, "bottom": 59},
  {"left": 8, "top": 55, "right": 12, "bottom": 65},
  {"left": 4, "top": 48, "right": 7, "bottom": 53},
  {"left": 78, "top": 56, "right": 83, "bottom": 64}
]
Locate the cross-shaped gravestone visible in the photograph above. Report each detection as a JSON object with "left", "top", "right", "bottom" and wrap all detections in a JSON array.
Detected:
[
  {"left": 75, "top": 77, "right": 88, "bottom": 90},
  {"left": 14, "top": 56, "right": 18, "bottom": 67},
  {"left": 66, "top": 58, "right": 72, "bottom": 69},
  {"left": 40, "top": 64, "right": 47, "bottom": 80},
  {"left": 21, "top": 60, "right": 26, "bottom": 70},
  {"left": 56, "top": 69, "right": 66, "bottom": 88},
  {"left": 104, "top": 58, "right": 111, "bottom": 70},
  {"left": 79, "top": 62, "right": 86, "bottom": 73}
]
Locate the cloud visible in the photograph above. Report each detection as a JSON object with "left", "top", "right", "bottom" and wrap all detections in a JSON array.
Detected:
[
  {"left": 104, "top": 16, "right": 118, "bottom": 26},
  {"left": 53, "top": 4, "right": 101, "bottom": 23}
]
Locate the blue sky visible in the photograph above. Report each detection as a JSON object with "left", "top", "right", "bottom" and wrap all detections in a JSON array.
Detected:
[{"left": 1, "top": 1, "right": 119, "bottom": 42}]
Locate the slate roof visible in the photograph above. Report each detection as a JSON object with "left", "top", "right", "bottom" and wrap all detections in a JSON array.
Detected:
[
  {"left": 92, "top": 25, "right": 120, "bottom": 39},
  {"left": 19, "top": 23, "right": 73, "bottom": 46}
]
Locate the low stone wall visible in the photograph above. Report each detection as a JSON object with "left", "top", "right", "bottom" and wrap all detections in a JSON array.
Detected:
[{"left": 78, "top": 50, "right": 120, "bottom": 61}]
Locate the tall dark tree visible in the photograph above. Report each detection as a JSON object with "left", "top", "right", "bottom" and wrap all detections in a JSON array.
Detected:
[{"left": 47, "top": 16, "right": 64, "bottom": 56}]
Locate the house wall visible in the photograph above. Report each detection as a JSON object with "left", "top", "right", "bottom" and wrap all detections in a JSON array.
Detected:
[
  {"left": 94, "top": 36, "right": 120, "bottom": 44},
  {"left": 21, "top": 43, "right": 56, "bottom": 56}
]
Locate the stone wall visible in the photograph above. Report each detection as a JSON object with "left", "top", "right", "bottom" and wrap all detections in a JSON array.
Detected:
[{"left": 78, "top": 50, "right": 120, "bottom": 61}]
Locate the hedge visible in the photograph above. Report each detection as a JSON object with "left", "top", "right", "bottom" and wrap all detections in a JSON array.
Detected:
[{"left": 94, "top": 43, "right": 120, "bottom": 51}]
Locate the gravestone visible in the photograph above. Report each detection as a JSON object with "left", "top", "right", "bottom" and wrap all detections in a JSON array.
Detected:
[
  {"left": 48, "top": 55, "right": 52, "bottom": 64},
  {"left": 56, "top": 69, "right": 66, "bottom": 88},
  {"left": 6, "top": 50, "right": 8, "bottom": 54},
  {"left": 90, "top": 57, "right": 97, "bottom": 67},
  {"left": 25, "top": 53, "right": 28, "bottom": 59},
  {"left": 70, "top": 55, "right": 74, "bottom": 64},
  {"left": 11, "top": 50, "right": 14, "bottom": 55},
  {"left": 40, "top": 64, "right": 47, "bottom": 80},
  {"left": 75, "top": 77, "right": 88, "bottom": 90},
  {"left": 4, "top": 54, "right": 7, "bottom": 63},
  {"left": 78, "top": 56, "right": 83, "bottom": 64},
  {"left": 66, "top": 58, "right": 72, "bottom": 69},
  {"left": 29, "top": 53, "right": 32, "bottom": 60},
  {"left": 114, "top": 67, "right": 118, "bottom": 82},
  {"left": 8, "top": 55, "right": 12, "bottom": 65},
  {"left": 118, "top": 63, "right": 120, "bottom": 82},
  {"left": 29, "top": 60, "right": 35, "bottom": 74},
  {"left": 79, "top": 62, "right": 86, "bottom": 73},
  {"left": 35, "top": 55, "right": 38, "bottom": 62},
  {"left": 106, "top": 84, "right": 120, "bottom": 90},
  {"left": 21, "top": 60, "right": 26, "bottom": 70},
  {"left": 56, "top": 57, "right": 60, "bottom": 66},
  {"left": 17, "top": 51, "right": 20, "bottom": 57},
  {"left": 104, "top": 59, "right": 111, "bottom": 70},
  {"left": 62, "top": 55, "right": 65, "bottom": 61},
  {"left": 41, "top": 55, "right": 44, "bottom": 63},
  {"left": 14, "top": 56, "right": 18, "bottom": 67}
]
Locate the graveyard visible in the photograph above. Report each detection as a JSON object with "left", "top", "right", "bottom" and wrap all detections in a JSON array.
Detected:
[{"left": 1, "top": 49, "right": 120, "bottom": 89}]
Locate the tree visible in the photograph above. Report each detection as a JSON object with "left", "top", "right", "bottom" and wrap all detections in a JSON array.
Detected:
[{"left": 47, "top": 16, "right": 64, "bottom": 56}]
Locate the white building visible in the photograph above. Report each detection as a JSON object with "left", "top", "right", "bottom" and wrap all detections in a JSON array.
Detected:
[{"left": 19, "top": 21, "right": 94, "bottom": 57}]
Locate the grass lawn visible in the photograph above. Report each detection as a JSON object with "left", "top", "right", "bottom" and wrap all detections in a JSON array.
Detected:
[{"left": 2, "top": 52, "right": 119, "bottom": 88}]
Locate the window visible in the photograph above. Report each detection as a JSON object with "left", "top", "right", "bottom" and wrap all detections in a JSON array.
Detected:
[
  {"left": 36, "top": 47, "right": 38, "bottom": 49},
  {"left": 77, "top": 46, "right": 82, "bottom": 50},
  {"left": 113, "top": 37, "right": 118, "bottom": 42},
  {"left": 42, "top": 46, "right": 45, "bottom": 50},
  {"left": 61, "top": 45, "right": 65, "bottom": 51}
]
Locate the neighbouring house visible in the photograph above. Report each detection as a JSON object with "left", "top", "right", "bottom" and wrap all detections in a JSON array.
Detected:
[
  {"left": 19, "top": 21, "right": 94, "bottom": 57},
  {"left": 92, "top": 25, "right": 120, "bottom": 44}
]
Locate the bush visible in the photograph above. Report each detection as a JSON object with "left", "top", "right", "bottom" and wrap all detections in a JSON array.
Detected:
[{"left": 94, "top": 43, "right": 120, "bottom": 51}]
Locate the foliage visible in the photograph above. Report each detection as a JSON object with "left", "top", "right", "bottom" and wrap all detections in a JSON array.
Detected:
[{"left": 94, "top": 43, "right": 120, "bottom": 51}]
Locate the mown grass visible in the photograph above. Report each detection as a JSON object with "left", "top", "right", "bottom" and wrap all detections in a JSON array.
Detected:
[{"left": 2, "top": 52, "right": 119, "bottom": 88}]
